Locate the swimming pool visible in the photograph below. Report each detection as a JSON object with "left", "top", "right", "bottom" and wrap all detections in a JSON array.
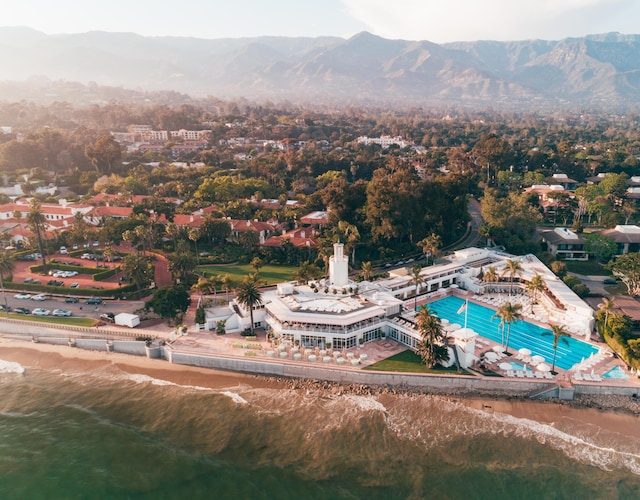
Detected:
[
  {"left": 426, "top": 296, "right": 598, "bottom": 371},
  {"left": 603, "top": 366, "right": 629, "bottom": 379}
]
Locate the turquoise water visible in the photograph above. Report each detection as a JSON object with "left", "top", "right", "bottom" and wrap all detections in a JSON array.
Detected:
[
  {"left": 1, "top": 358, "right": 640, "bottom": 498},
  {"left": 510, "top": 362, "right": 528, "bottom": 371},
  {"left": 427, "top": 296, "right": 598, "bottom": 371},
  {"left": 604, "top": 366, "right": 630, "bottom": 379}
]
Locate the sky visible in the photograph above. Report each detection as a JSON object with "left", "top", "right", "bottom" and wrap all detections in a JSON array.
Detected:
[{"left": 3, "top": 0, "right": 640, "bottom": 43}]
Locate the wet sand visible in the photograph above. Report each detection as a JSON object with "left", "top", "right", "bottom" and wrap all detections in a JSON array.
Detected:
[{"left": 1, "top": 337, "right": 639, "bottom": 440}]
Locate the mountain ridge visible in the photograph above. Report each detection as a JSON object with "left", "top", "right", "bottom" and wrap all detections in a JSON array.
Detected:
[{"left": 0, "top": 27, "right": 639, "bottom": 109}]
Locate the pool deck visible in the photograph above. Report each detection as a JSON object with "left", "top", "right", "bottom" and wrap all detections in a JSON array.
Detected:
[{"left": 418, "top": 289, "right": 636, "bottom": 385}]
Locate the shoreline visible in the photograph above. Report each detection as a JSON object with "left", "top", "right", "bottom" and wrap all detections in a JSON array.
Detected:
[{"left": 1, "top": 336, "right": 640, "bottom": 439}]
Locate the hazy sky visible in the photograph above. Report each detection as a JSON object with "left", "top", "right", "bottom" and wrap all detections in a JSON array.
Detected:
[{"left": 3, "top": 0, "right": 640, "bottom": 42}]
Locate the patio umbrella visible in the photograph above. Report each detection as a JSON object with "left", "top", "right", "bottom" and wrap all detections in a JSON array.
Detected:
[
  {"left": 531, "top": 355, "right": 545, "bottom": 364},
  {"left": 518, "top": 347, "right": 532, "bottom": 356},
  {"left": 484, "top": 352, "right": 499, "bottom": 362},
  {"left": 492, "top": 345, "right": 506, "bottom": 353},
  {"left": 537, "top": 363, "right": 551, "bottom": 372},
  {"left": 499, "top": 362, "right": 513, "bottom": 371}
]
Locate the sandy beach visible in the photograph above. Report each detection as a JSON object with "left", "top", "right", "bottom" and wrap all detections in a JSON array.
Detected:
[{"left": 2, "top": 336, "right": 640, "bottom": 440}]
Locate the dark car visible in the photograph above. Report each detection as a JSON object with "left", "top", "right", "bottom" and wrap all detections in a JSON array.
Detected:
[
  {"left": 65, "top": 296, "right": 79, "bottom": 303},
  {"left": 603, "top": 278, "right": 618, "bottom": 285},
  {"left": 15, "top": 307, "right": 30, "bottom": 314},
  {"left": 86, "top": 297, "right": 102, "bottom": 305},
  {"left": 47, "top": 279, "right": 57, "bottom": 285},
  {"left": 99, "top": 312, "right": 115, "bottom": 323},
  {"left": 0, "top": 304, "right": 12, "bottom": 312}
]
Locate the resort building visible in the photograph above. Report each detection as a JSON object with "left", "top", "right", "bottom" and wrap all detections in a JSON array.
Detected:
[
  {"left": 204, "top": 244, "right": 596, "bottom": 369},
  {"left": 537, "top": 227, "right": 588, "bottom": 260}
]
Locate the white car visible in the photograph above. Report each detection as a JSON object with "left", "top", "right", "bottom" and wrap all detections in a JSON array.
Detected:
[
  {"left": 31, "top": 294, "right": 47, "bottom": 301},
  {"left": 52, "top": 309, "right": 72, "bottom": 317},
  {"left": 14, "top": 293, "right": 31, "bottom": 299},
  {"left": 31, "top": 308, "right": 51, "bottom": 316}
]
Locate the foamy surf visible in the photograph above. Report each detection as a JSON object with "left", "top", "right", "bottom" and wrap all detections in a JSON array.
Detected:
[
  {"left": 0, "top": 359, "right": 25, "bottom": 374},
  {"left": 125, "top": 373, "right": 212, "bottom": 392},
  {"left": 221, "top": 391, "right": 248, "bottom": 405}
]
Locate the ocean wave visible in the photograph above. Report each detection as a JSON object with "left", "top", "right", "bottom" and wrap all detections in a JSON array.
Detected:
[
  {"left": 0, "top": 359, "right": 25, "bottom": 374},
  {"left": 448, "top": 400, "right": 640, "bottom": 475},
  {"left": 343, "top": 395, "right": 387, "bottom": 413},
  {"left": 221, "top": 391, "right": 248, "bottom": 405},
  {"left": 125, "top": 373, "right": 212, "bottom": 392}
]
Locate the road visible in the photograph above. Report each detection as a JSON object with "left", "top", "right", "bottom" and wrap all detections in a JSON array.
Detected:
[{"left": 449, "top": 197, "right": 484, "bottom": 251}]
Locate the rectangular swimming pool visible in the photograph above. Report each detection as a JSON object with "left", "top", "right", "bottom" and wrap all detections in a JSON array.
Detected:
[{"left": 426, "top": 296, "right": 598, "bottom": 371}]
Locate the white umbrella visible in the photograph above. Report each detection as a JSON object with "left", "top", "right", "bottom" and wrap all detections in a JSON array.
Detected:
[
  {"left": 499, "top": 362, "right": 513, "bottom": 371},
  {"left": 518, "top": 347, "right": 532, "bottom": 356},
  {"left": 537, "top": 363, "right": 551, "bottom": 372},
  {"left": 492, "top": 345, "right": 506, "bottom": 353},
  {"left": 484, "top": 352, "right": 499, "bottom": 362},
  {"left": 531, "top": 355, "right": 545, "bottom": 364}
]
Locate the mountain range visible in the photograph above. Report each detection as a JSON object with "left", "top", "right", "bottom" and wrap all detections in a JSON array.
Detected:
[{"left": 1, "top": 27, "right": 640, "bottom": 110}]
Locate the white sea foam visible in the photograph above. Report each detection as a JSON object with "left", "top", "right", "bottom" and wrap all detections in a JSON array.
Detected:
[
  {"left": 0, "top": 359, "right": 25, "bottom": 374},
  {"left": 221, "top": 391, "right": 248, "bottom": 405},
  {"left": 445, "top": 400, "right": 640, "bottom": 475},
  {"left": 343, "top": 395, "right": 387, "bottom": 413},
  {"left": 125, "top": 373, "right": 212, "bottom": 392}
]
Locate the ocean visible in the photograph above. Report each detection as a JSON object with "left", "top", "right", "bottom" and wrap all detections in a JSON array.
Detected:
[{"left": 1, "top": 357, "right": 640, "bottom": 499}]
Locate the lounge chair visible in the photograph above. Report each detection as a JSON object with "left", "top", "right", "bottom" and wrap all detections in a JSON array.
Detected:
[
  {"left": 506, "top": 370, "right": 515, "bottom": 377},
  {"left": 543, "top": 372, "right": 554, "bottom": 379},
  {"left": 525, "top": 371, "right": 534, "bottom": 378}
]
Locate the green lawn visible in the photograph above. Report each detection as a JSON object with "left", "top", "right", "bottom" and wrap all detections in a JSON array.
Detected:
[
  {"left": 196, "top": 263, "right": 298, "bottom": 286},
  {"left": 7, "top": 314, "right": 96, "bottom": 327},
  {"left": 563, "top": 260, "right": 609, "bottom": 276},
  {"left": 363, "top": 349, "right": 465, "bottom": 375}
]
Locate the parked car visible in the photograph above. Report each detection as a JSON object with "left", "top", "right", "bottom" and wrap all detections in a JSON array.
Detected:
[
  {"left": 0, "top": 304, "right": 12, "bottom": 312},
  {"left": 86, "top": 297, "right": 102, "bottom": 305},
  {"left": 65, "top": 296, "right": 79, "bottom": 303},
  {"left": 603, "top": 278, "right": 618, "bottom": 285},
  {"left": 59, "top": 246, "right": 68, "bottom": 254},
  {"left": 47, "top": 279, "right": 57, "bottom": 285},
  {"left": 100, "top": 312, "right": 115, "bottom": 323},
  {"left": 31, "top": 279, "right": 41, "bottom": 284},
  {"left": 15, "top": 307, "right": 30, "bottom": 314},
  {"left": 32, "top": 308, "right": 51, "bottom": 316},
  {"left": 23, "top": 277, "right": 32, "bottom": 283},
  {"left": 70, "top": 282, "right": 79, "bottom": 288},
  {"left": 31, "top": 293, "right": 47, "bottom": 301},
  {"left": 52, "top": 308, "right": 72, "bottom": 317},
  {"left": 80, "top": 253, "right": 92, "bottom": 259},
  {"left": 14, "top": 293, "right": 31, "bottom": 299}
]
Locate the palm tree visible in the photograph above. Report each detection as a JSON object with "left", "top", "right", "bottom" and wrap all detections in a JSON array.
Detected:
[
  {"left": 418, "top": 233, "right": 442, "bottom": 265},
  {"left": 361, "top": 261, "right": 373, "bottom": 281},
  {"left": 338, "top": 221, "right": 360, "bottom": 264},
  {"left": 525, "top": 273, "right": 545, "bottom": 304},
  {"left": 169, "top": 251, "right": 198, "bottom": 284},
  {"left": 543, "top": 324, "right": 570, "bottom": 373},
  {"left": 415, "top": 306, "right": 449, "bottom": 369},
  {"left": 295, "top": 261, "right": 312, "bottom": 284},
  {"left": 236, "top": 274, "right": 263, "bottom": 336},
  {"left": 410, "top": 263, "right": 424, "bottom": 310},
  {"left": 598, "top": 297, "right": 617, "bottom": 335},
  {"left": 501, "top": 259, "right": 523, "bottom": 296},
  {"left": 250, "top": 256, "right": 263, "bottom": 274},
  {"left": 27, "top": 199, "right": 47, "bottom": 272},
  {"left": 192, "top": 275, "right": 215, "bottom": 300},
  {"left": 492, "top": 301, "right": 523, "bottom": 354},
  {"left": 188, "top": 227, "right": 201, "bottom": 265},
  {"left": 0, "top": 250, "right": 14, "bottom": 317},
  {"left": 122, "top": 253, "right": 153, "bottom": 295},
  {"left": 219, "top": 273, "right": 233, "bottom": 303}
]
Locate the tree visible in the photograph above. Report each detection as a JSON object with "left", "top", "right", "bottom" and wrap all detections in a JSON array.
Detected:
[
  {"left": 236, "top": 273, "right": 263, "bottom": 335},
  {"left": 415, "top": 306, "right": 449, "bottom": 369},
  {"left": 216, "top": 319, "right": 227, "bottom": 335},
  {"left": 410, "top": 263, "right": 424, "bottom": 311},
  {"left": 525, "top": 274, "right": 545, "bottom": 304},
  {"left": 250, "top": 256, "right": 263, "bottom": 274},
  {"left": 0, "top": 249, "right": 14, "bottom": 317},
  {"left": 188, "top": 227, "right": 201, "bottom": 265},
  {"left": 543, "top": 324, "right": 570, "bottom": 373},
  {"left": 239, "top": 229, "right": 260, "bottom": 250},
  {"left": 192, "top": 275, "right": 216, "bottom": 299},
  {"left": 501, "top": 259, "right": 523, "bottom": 296},
  {"left": 122, "top": 253, "right": 154, "bottom": 295},
  {"left": 418, "top": 233, "right": 441, "bottom": 265},
  {"left": 85, "top": 135, "right": 122, "bottom": 175},
  {"left": 483, "top": 266, "right": 499, "bottom": 287},
  {"left": 361, "top": 261, "right": 373, "bottom": 281},
  {"left": 584, "top": 233, "right": 617, "bottom": 263},
  {"left": 146, "top": 285, "right": 191, "bottom": 325},
  {"left": 219, "top": 273, "right": 233, "bottom": 303},
  {"left": 492, "top": 302, "right": 523, "bottom": 354},
  {"left": 598, "top": 297, "right": 617, "bottom": 334},
  {"left": 337, "top": 220, "right": 360, "bottom": 264},
  {"left": 169, "top": 251, "right": 198, "bottom": 284},
  {"left": 607, "top": 253, "right": 640, "bottom": 297},
  {"left": 27, "top": 199, "right": 47, "bottom": 272}
]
